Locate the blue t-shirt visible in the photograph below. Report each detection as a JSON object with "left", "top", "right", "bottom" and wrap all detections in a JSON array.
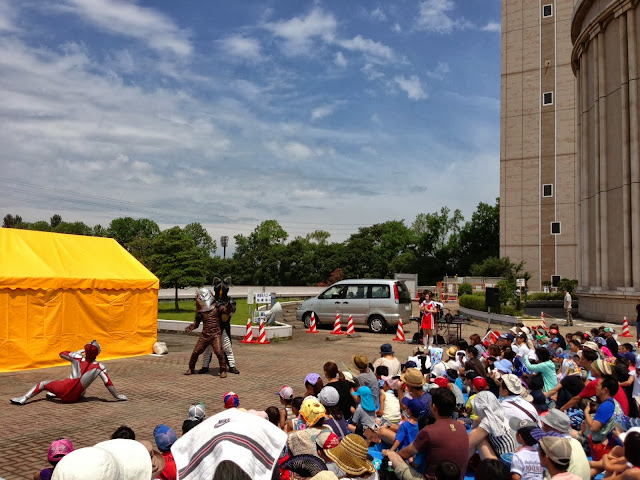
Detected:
[
  {"left": 594, "top": 398, "right": 615, "bottom": 425},
  {"left": 395, "top": 420, "right": 419, "bottom": 451}
]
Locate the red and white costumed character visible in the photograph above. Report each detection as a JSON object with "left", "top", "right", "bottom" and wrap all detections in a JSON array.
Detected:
[{"left": 10, "top": 340, "right": 127, "bottom": 405}]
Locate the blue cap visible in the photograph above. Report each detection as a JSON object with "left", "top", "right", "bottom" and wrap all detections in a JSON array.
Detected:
[
  {"left": 405, "top": 398, "right": 424, "bottom": 418},
  {"left": 404, "top": 361, "right": 417, "bottom": 369},
  {"left": 494, "top": 359, "right": 513, "bottom": 373},
  {"left": 353, "top": 386, "right": 376, "bottom": 412},
  {"left": 153, "top": 424, "right": 177, "bottom": 451}
]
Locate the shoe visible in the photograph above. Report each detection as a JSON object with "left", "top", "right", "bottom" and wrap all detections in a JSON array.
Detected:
[
  {"left": 196, "top": 367, "right": 210, "bottom": 374},
  {"left": 220, "top": 371, "right": 228, "bottom": 379},
  {"left": 46, "top": 392, "right": 57, "bottom": 399},
  {"left": 10, "top": 397, "right": 26, "bottom": 405},
  {"left": 228, "top": 366, "right": 240, "bottom": 374}
]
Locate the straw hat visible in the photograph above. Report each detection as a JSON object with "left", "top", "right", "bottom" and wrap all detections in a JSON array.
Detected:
[
  {"left": 446, "top": 346, "right": 458, "bottom": 359},
  {"left": 400, "top": 368, "right": 425, "bottom": 388},
  {"left": 324, "top": 434, "right": 375, "bottom": 476}
]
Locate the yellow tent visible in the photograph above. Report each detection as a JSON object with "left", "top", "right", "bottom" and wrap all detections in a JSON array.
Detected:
[{"left": 0, "top": 228, "right": 159, "bottom": 372}]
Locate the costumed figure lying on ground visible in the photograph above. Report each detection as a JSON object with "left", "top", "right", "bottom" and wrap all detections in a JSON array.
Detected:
[
  {"left": 198, "top": 277, "right": 239, "bottom": 375},
  {"left": 184, "top": 278, "right": 236, "bottom": 377},
  {"left": 10, "top": 340, "right": 127, "bottom": 405}
]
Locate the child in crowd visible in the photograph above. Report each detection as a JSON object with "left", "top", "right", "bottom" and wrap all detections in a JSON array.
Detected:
[
  {"left": 510, "top": 422, "right": 543, "bottom": 480},
  {"left": 390, "top": 398, "right": 422, "bottom": 452},
  {"left": 291, "top": 396, "right": 306, "bottom": 431},
  {"left": 376, "top": 365, "right": 389, "bottom": 380},
  {"left": 223, "top": 391, "right": 239, "bottom": 409},
  {"left": 377, "top": 376, "right": 402, "bottom": 425},
  {"left": 154, "top": 424, "right": 177, "bottom": 480},
  {"left": 35, "top": 438, "right": 74, "bottom": 480},
  {"left": 277, "top": 385, "right": 295, "bottom": 430},
  {"left": 435, "top": 461, "right": 462, "bottom": 480},
  {"left": 349, "top": 386, "right": 377, "bottom": 433},
  {"left": 111, "top": 425, "right": 135, "bottom": 440},
  {"left": 265, "top": 406, "right": 281, "bottom": 428},
  {"left": 182, "top": 401, "right": 205, "bottom": 435},
  {"left": 304, "top": 373, "right": 324, "bottom": 397}
]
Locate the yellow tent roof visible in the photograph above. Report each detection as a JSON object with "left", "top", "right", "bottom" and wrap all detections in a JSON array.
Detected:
[{"left": 0, "top": 228, "right": 159, "bottom": 290}]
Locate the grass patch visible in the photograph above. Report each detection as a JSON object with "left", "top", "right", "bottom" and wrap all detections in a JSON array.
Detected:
[{"left": 158, "top": 299, "right": 256, "bottom": 325}]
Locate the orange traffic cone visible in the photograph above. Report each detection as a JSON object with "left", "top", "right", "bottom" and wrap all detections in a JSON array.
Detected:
[
  {"left": 541, "top": 312, "right": 547, "bottom": 330},
  {"left": 392, "top": 319, "right": 405, "bottom": 342},
  {"left": 240, "top": 318, "right": 256, "bottom": 344},
  {"left": 346, "top": 315, "right": 355, "bottom": 335},
  {"left": 331, "top": 313, "right": 344, "bottom": 335},
  {"left": 306, "top": 312, "right": 319, "bottom": 333},
  {"left": 621, "top": 317, "right": 633, "bottom": 337},
  {"left": 257, "top": 318, "right": 270, "bottom": 344}
]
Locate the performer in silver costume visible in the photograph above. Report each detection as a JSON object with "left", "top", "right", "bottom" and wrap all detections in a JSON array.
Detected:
[{"left": 10, "top": 340, "right": 127, "bottom": 405}]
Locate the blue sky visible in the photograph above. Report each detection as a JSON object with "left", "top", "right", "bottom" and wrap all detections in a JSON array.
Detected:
[{"left": 0, "top": 0, "right": 501, "bottom": 250}]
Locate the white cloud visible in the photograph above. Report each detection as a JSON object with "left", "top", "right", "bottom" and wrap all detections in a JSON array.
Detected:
[
  {"left": 426, "top": 61, "right": 449, "bottom": 80},
  {"left": 371, "top": 7, "right": 387, "bottom": 21},
  {"left": 392, "top": 22, "right": 402, "bottom": 33},
  {"left": 416, "top": 0, "right": 471, "bottom": 34},
  {"left": 265, "top": 140, "right": 315, "bottom": 160},
  {"left": 264, "top": 7, "right": 336, "bottom": 54},
  {"left": 337, "top": 35, "right": 393, "bottom": 60},
  {"left": 482, "top": 22, "right": 501, "bottom": 33},
  {"left": 311, "top": 104, "right": 336, "bottom": 120},
  {"left": 59, "top": 0, "right": 192, "bottom": 57},
  {"left": 362, "top": 63, "right": 384, "bottom": 80},
  {"left": 394, "top": 75, "right": 427, "bottom": 100},
  {"left": 220, "top": 34, "right": 261, "bottom": 60},
  {"left": 371, "top": 113, "right": 381, "bottom": 125},
  {"left": 334, "top": 51, "right": 347, "bottom": 67},
  {"left": 0, "top": 1, "right": 17, "bottom": 32}
]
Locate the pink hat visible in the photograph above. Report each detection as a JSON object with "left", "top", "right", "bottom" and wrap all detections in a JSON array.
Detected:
[
  {"left": 277, "top": 386, "right": 294, "bottom": 400},
  {"left": 48, "top": 438, "right": 74, "bottom": 463}
]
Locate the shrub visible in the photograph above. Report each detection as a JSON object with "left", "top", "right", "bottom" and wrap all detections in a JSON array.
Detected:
[
  {"left": 557, "top": 278, "right": 579, "bottom": 294},
  {"left": 527, "top": 292, "right": 565, "bottom": 301},
  {"left": 459, "top": 294, "right": 486, "bottom": 312},
  {"left": 500, "top": 305, "right": 522, "bottom": 317},
  {"left": 458, "top": 283, "right": 472, "bottom": 296}
]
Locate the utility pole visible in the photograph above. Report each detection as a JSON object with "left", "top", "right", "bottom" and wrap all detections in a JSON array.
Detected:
[{"left": 220, "top": 236, "right": 228, "bottom": 259}]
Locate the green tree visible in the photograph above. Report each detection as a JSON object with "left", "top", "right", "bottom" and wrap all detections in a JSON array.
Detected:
[
  {"left": 50, "top": 214, "right": 62, "bottom": 228},
  {"left": 557, "top": 278, "right": 579, "bottom": 294},
  {"left": 343, "top": 221, "right": 416, "bottom": 279},
  {"left": 411, "top": 207, "right": 464, "bottom": 283},
  {"left": 107, "top": 217, "right": 160, "bottom": 252},
  {"left": 25, "top": 221, "right": 51, "bottom": 231},
  {"left": 150, "top": 227, "right": 207, "bottom": 310},
  {"left": 53, "top": 221, "right": 92, "bottom": 235},
  {"left": 3, "top": 214, "right": 22, "bottom": 228},
  {"left": 469, "top": 256, "right": 529, "bottom": 283},
  {"left": 232, "top": 220, "right": 288, "bottom": 285},
  {"left": 306, "top": 230, "right": 331, "bottom": 245},
  {"left": 92, "top": 224, "right": 107, "bottom": 237},
  {"left": 183, "top": 222, "right": 216, "bottom": 256},
  {"left": 456, "top": 199, "right": 499, "bottom": 274},
  {"left": 458, "top": 283, "right": 473, "bottom": 296}
]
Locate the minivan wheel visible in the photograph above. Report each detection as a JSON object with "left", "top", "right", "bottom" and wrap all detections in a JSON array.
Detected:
[
  {"left": 302, "top": 312, "right": 316, "bottom": 329},
  {"left": 368, "top": 315, "right": 387, "bottom": 333}
]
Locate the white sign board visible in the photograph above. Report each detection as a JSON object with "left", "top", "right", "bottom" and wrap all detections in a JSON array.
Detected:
[
  {"left": 247, "top": 289, "right": 254, "bottom": 304},
  {"left": 255, "top": 293, "right": 271, "bottom": 304},
  {"left": 516, "top": 278, "right": 526, "bottom": 287}
]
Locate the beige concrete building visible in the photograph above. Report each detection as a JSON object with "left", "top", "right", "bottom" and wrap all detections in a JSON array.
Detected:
[
  {"left": 500, "top": 0, "right": 580, "bottom": 292},
  {"left": 571, "top": 0, "right": 640, "bottom": 322}
]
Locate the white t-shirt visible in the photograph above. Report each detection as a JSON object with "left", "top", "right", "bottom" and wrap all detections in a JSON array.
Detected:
[
  {"left": 501, "top": 395, "right": 540, "bottom": 426},
  {"left": 516, "top": 343, "right": 531, "bottom": 358},
  {"left": 511, "top": 446, "right": 544, "bottom": 480},
  {"left": 631, "top": 368, "right": 640, "bottom": 398}
]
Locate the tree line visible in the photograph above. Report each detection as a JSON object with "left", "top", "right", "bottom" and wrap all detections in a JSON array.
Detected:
[{"left": 3, "top": 199, "right": 502, "bottom": 306}]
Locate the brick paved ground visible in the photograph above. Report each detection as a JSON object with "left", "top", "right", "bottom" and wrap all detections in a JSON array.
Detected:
[{"left": 0, "top": 315, "right": 613, "bottom": 479}]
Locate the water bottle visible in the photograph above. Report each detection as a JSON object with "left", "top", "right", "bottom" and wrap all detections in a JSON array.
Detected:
[{"left": 387, "top": 460, "right": 394, "bottom": 473}]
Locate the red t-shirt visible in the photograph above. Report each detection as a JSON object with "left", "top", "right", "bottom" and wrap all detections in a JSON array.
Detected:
[
  {"left": 160, "top": 451, "right": 177, "bottom": 480},
  {"left": 412, "top": 419, "right": 469, "bottom": 480},
  {"left": 578, "top": 379, "right": 629, "bottom": 415}
]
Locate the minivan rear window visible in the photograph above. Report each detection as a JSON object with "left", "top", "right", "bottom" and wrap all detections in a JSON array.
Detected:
[
  {"left": 370, "top": 285, "right": 390, "bottom": 299},
  {"left": 395, "top": 282, "right": 412, "bottom": 303}
]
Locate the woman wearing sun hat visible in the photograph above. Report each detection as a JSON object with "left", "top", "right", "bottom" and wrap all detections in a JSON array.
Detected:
[
  {"left": 324, "top": 434, "right": 377, "bottom": 479},
  {"left": 372, "top": 343, "right": 401, "bottom": 377}
]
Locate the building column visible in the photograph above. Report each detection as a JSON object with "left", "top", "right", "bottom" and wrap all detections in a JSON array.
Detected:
[
  {"left": 628, "top": 11, "right": 640, "bottom": 290},
  {"left": 593, "top": 33, "right": 602, "bottom": 288},
  {"left": 580, "top": 50, "right": 590, "bottom": 288},
  {"left": 620, "top": 12, "right": 632, "bottom": 288},
  {"left": 597, "top": 31, "right": 608, "bottom": 291}
]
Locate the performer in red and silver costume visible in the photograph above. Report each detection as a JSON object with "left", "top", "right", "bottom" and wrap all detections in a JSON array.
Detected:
[
  {"left": 10, "top": 340, "right": 127, "bottom": 405},
  {"left": 185, "top": 287, "right": 235, "bottom": 377}
]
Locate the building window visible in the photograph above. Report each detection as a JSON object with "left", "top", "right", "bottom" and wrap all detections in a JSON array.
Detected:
[
  {"left": 543, "top": 5, "right": 553, "bottom": 18},
  {"left": 543, "top": 184, "right": 553, "bottom": 197},
  {"left": 543, "top": 92, "right": 553, "bottom": 106},
  {"left": 551, "top": 222, "right": 561, "bottom": 235},
  {"left": 551, "top": 275, "right": 560, "bottom": 287}
]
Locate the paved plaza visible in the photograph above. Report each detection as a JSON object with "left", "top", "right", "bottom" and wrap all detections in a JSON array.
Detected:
[{"left": 0, "top": 315, "right": 624, "bottom": 479}]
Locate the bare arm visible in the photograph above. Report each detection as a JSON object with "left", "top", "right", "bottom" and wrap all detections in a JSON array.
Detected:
[
  {"left": 560, "top": 395, "right": 580, "bottom": 412},
  {"left": 545, "top": 382, "right": 563, "bottom": 398},
  {"left": 583, "top": 404, "right": 603, "bottom": 432},
  {"left": 376, "top": 392, "right": 386, "bottom": 417},
  {"left": 99, "top": 368, "right": 127, "bottom": 401}
]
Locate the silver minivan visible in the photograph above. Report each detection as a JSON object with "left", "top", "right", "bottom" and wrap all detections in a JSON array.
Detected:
[{"left": 295, "top": 279, "right": 412, "bottom": 333}]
